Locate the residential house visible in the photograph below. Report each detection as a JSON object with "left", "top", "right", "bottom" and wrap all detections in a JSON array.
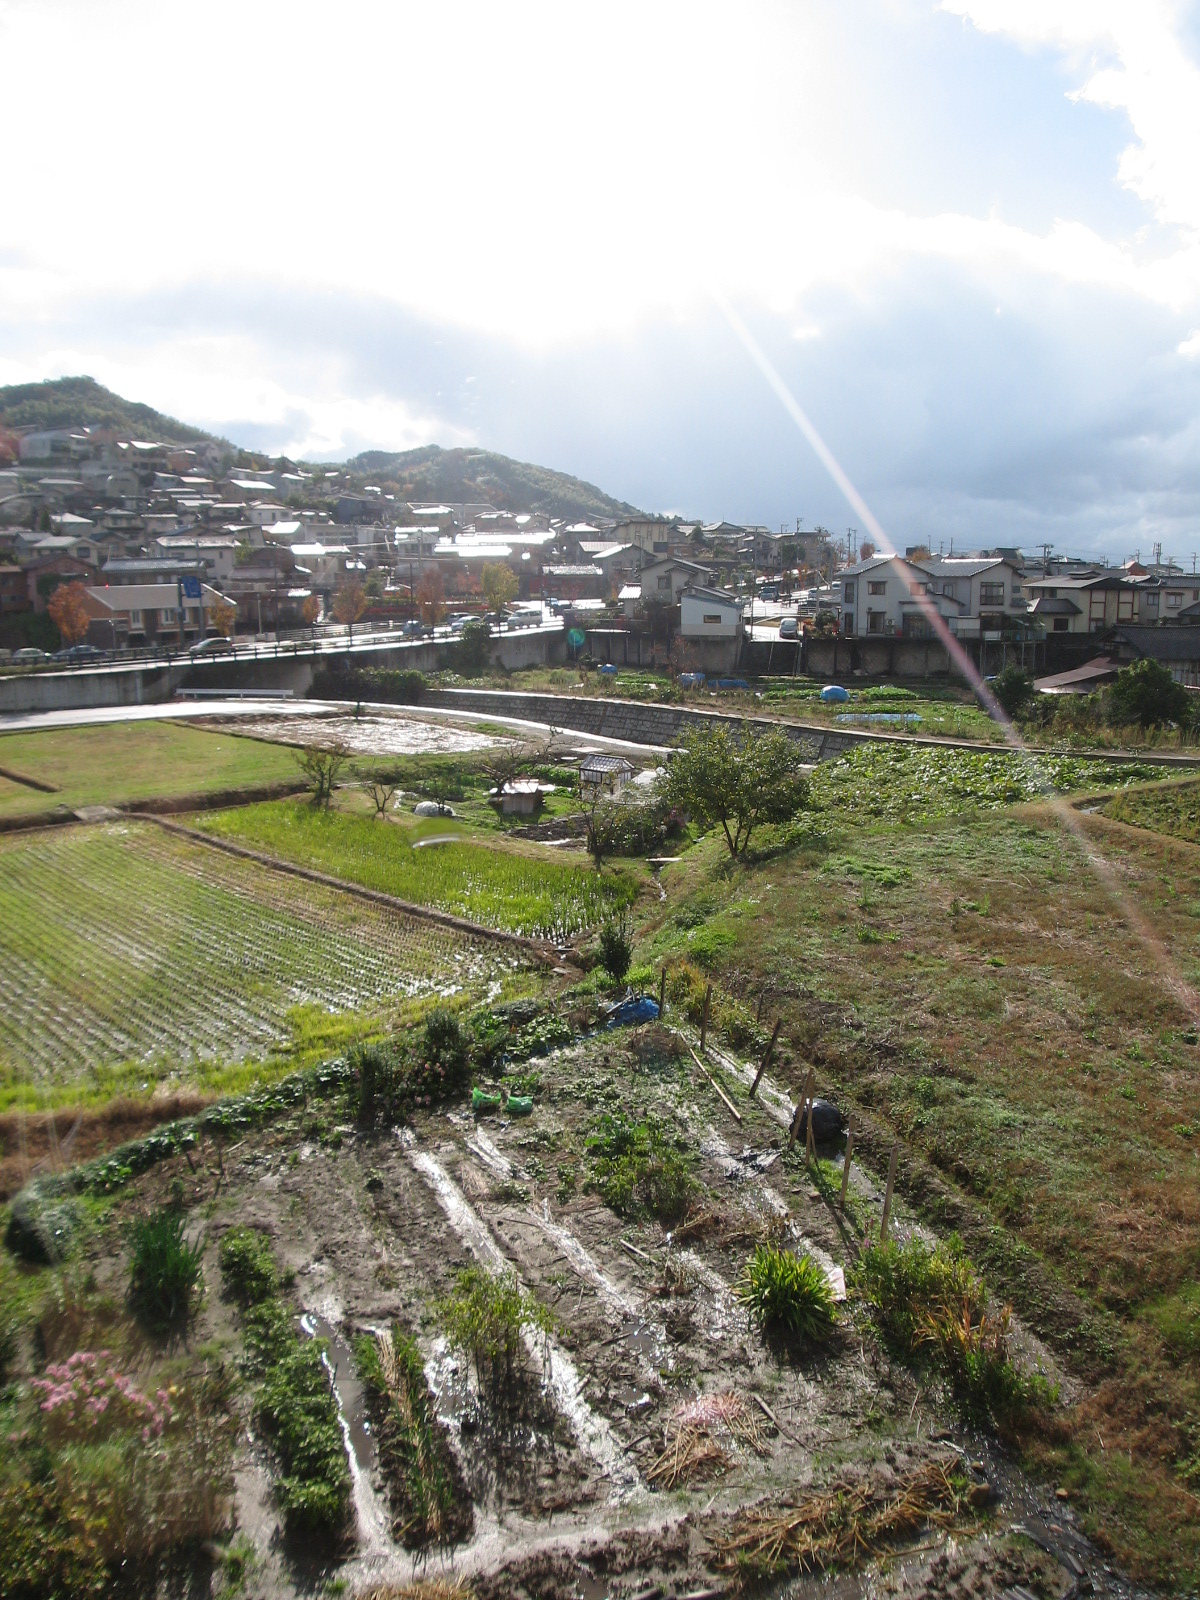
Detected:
[
  {"left": 81, "top": 581, "right": 228, "bottom": 648},
  {"left": 679, "top": 585, "right": 743, "bottom": 640},
  {"left": 838, "top": 555, "right": 929, "bottom": 637},
  {"left": 1023, "top": 571, "right": 1150, "bottom": 634},
  {"left": 914, "top": 555, "right": 1026, "bottom": 636},
  {"left": 1112, "top": 626, "right": 1200, "bottom": 687},
  {"left": 639, "top": 556, "right": 718, "bottom": 607},
  {"left": 0, "top": 565, "right": 30, "bottom": 615}
]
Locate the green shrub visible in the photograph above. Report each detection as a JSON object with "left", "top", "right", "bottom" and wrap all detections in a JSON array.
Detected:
[
  {"left": 126, "top": 1206, "right": 204, "bottom": 1333},
  {"left": 852, "top": 1234, "right": 1056, "bottom": 1422},
  {"left": 584, "top": 1113, "right": 696, "bottom": 1224},
  {"left": 736, "top": 1245, "right": 837, "bottom": 1342},
  {"left": 436, "top": 1267, "right": 556, "bottom": 1393},
  {"left": 218, "top": 1224, "right": 281, "bottom": 1307},
  {"left": 598, "top": 916, "right": 633, "bottom": 985},
  {"left": 424, "top": 1008, "right": 470, "bottom": 1085}
]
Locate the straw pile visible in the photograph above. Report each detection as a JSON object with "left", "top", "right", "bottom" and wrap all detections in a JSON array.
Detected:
[
  {"left": 710, "top": 1458, "right": 969, "bottom": 1580},
  {"left": 648, "top": 1390, "right": 770, "bottom": 1489}
]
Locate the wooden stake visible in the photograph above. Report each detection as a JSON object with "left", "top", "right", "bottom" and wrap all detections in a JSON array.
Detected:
[
  {"left": 749, "top": 1018, "right": 781, "bottom": 1098},
  {"left": 658, "top": 964, "right": 667, "bottom": 1017},
  {"left": 700, "top": 982, "right": 712, "bottom": 1050},
  {"left": 880, "top": 1143, "right": 899, "bottom": 1240},
  {"left": 805, "top": 1078, "right": 816, "bottom": 1162},
  {"left": 687, "top": 1043, "right": 743, "bottom": 1123},
  {"left": 839, "top": 1117, "right": 855, "bottom": 1211},
  {"left": 788, "top": 1068, "right": 814, "bottom": 1150}
]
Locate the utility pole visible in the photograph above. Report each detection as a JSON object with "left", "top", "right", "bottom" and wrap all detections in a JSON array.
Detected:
[{"left": 1040, "top": 542, "right": 1053, "bottom": 576}]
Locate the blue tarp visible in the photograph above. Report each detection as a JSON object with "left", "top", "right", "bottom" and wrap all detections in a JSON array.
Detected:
[
  {"left": 715, "top": 678, "right": 750, "bottom": 690},
  {"left": 598, "top": 663, "right": 619, "bottom": 675},
  {"left": 820, "top": 684, "right": 850, "bottom": 703},
  {"left": 605, "top": 996, "right": 661, "bottom": 1028},
  {"left": 679, "top": 672, "right": 706, "bottom": 686}
]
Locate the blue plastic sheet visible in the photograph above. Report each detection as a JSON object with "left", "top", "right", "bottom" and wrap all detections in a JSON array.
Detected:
[
  {"left": 605, "top": 996, "right": 661, "bottom": 1028},
  {"left": 820, "top": 684, "right": 850, "bottom": 703}
]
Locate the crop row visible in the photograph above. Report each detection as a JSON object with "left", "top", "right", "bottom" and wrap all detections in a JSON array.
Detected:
[
  {"left": 807, "top": 744, "right": 1167, "bottom": 825},
  {"left": 0, "top": 824, "right": 511, "bottom": 1091}
]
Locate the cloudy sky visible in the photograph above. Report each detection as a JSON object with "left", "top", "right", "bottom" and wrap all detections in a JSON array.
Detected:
[{"left": 3, "top": 1, "right": 1200, "bottom": 561}]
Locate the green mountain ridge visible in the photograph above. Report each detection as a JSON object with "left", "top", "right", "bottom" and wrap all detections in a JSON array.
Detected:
[
  {"left": 0, "top": 376, "right": 221, "bottom": 445},
  {"left": 0, "top": 377, "right": 644, "bottom": 522}
]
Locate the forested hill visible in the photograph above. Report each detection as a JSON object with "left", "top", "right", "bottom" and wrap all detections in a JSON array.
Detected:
[
  {"left": 0, "top": 377, "right": 221, "bottom": 444},
  {"left": 343, "top": 444, "right": 642, "bottom": 522}
]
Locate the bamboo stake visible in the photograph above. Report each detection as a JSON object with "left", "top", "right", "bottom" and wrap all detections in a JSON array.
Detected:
[
  {"left": 839, "top": 1117, "right": 855, "bottom": 1211},
  {"left": 805, "top": 1076, "right": 816, "bottom": 1162},
  {"left": 687, "top": 1043, "right": 743, "bottom": 1123},
  {"left": 749, "top": 1018, "right": 781, "bottom": 1099},
  {"left": 700, "top": 982, "right": 712, "bottom": 1050},
  {"left": 658, "top": 964, "right": 667, "bottom": 1017},
  {"left": 880, "top": 1143, "right": 899, "bottom": 1240}
]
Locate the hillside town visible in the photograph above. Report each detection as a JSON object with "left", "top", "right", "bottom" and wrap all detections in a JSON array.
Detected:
[{"left": 3, "top": 419, "right": 1200, "bottom": 693}]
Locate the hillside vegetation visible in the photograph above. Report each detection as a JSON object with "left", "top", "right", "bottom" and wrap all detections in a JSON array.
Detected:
[
  {"left": 0, "top": 376, "right": 220, "bottom": 444},
  {"left": 343, "top": 442, "right": 642, "bottom": 521}
]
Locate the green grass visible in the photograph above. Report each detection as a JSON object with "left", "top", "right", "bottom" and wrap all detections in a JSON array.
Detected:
[
  {"left": 194, "top": 799, "right": 638, "bottom": 940},
  {"left": 0, "top": 821, "right": 520, "bottom": 1109},
  {"left": 0, "top": 722, "right": 300, "bottom": 819}
]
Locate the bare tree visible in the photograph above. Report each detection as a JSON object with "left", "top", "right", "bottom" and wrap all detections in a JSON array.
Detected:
[
  {"left": 295, "top": 740, "right": 349, "bottom": 807},
  {"left": 359, "top": 763, "right": 403, "bottom": 817}
]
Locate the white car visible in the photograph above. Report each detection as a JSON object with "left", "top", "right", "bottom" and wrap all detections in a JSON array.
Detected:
[{"left": 188, "top": 636, "right": 235, "bottom": 656}]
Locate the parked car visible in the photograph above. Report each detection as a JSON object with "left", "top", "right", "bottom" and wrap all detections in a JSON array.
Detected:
[
  {"left": 779, "top": 616, "right": 799, "bottom": 640},
  {"left": 401, "top": 619, "right": 432, "bottom": 638},
  {"left": 53, "top": 643, "right": 104, "bottom": 662},
  {"left": 12, "top": 647, "right": 47, "bottom": 664},
  {"left": 188, "top": 635, "right": 235, "bottom": 656},
  {"left": 449, "top": 613, "right": 475, "bottom": 633}
]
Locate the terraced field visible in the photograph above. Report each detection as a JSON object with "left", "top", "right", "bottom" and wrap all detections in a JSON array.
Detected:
[{"left": 0, "top": 822, "right": 525, "bottom": 1108}]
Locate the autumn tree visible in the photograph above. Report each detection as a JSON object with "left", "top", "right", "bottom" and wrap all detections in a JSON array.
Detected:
[
  {"left": 301, "top": 594, "right": 321, "bottom": 634},
  {"left": 332, "top": 579, "right": 367, "bottom": 640},
  {"left": 482, "top": 562, "right": 518, "bottom": 620},
  {"left": 48, "top": 581, "right": 91, "bottom": 646},
  {"left": 416, "top": 567, "right": 446, "bottom": 627},
  {"left": 208, "top": 598, "right": 237, "bottom": 639}
]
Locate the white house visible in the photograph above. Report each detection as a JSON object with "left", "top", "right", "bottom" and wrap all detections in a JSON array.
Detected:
[
  {"left": 680, "top": 585, "right": 742, "bottom": 639},
  {"left": 838, "top": 555, "right": 928, "bottom": 637}
]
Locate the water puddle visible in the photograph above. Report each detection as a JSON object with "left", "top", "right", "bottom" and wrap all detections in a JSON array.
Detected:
[
  {"left": 299, "top": 1311, "right": 393, "bottom": 1553},
  {"left": 403, "top": 1135, "right": 643, "bottom": 1500}
]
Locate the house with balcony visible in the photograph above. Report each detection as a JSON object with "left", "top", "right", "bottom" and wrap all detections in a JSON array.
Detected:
[{"left": 914, "top": 556, "right": 1026, "bottom": 636}]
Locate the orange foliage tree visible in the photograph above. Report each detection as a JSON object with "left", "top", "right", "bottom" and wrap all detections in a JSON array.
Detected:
[
  {"left": 331, "top": 579, "right": 367, "bottom": 640},
  {"left": 48, "top": 581, "right": 91, "bottom": 646},
  {"left": 416, "top": 567, "right": 446, "bottom": 626}
]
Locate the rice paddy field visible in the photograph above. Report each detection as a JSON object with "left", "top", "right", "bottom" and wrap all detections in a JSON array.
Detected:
[
  {"left": 194, "top": 799, "right": 638, "bottom": 941},
  {"left": 0, "top": 821, "right": 526, "bottom": 1111}
]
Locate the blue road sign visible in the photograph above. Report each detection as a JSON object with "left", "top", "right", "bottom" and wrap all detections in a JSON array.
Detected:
[{"left": 181, "top": 576, "right": 202, "bottom": 600}]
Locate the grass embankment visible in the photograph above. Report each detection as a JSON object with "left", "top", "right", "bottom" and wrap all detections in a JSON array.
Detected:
[
  {"left": 194, "top": 799, "right": 638, "bottom": 941},
  {"left": 0, "top": 821, "right": 523, "bottom": 1114},
  {"left": 643, "top": 780, "right": 1200, "bottom": 1588},
  {"left": 0, "top": 722, "right": 300, "bottom": 820}
]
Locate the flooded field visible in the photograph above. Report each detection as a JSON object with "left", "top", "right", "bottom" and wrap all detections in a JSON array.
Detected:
[{"left": 215, "top": 711, "right": 506, "bottom": 757}]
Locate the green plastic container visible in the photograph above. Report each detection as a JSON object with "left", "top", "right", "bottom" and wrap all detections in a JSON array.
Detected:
[
  {"left": 505, "top": 1094, "right": 533, "bottom": 1118},
  {"left": 471, "top": 1088, "right": 502, "bottom": 1113}
]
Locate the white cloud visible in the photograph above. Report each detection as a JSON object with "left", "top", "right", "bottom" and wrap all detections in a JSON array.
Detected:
[
  {"left": 1180, "top": 329, "right": 1200, "bottom": 359},
  {"left": 943, "top": 2, "right": 1200, "bottom": 236}
]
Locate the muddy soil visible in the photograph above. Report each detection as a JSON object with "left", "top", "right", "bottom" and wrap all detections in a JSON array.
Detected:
[{"left": 77, "top": 1027, "right": 1151, "bottom": 1600}]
